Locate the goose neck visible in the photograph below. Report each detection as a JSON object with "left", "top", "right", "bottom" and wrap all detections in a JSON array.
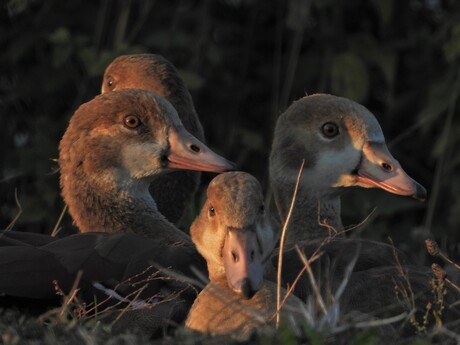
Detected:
[{"left": 275, "top": 186, "right": 344, "bottom": 244}]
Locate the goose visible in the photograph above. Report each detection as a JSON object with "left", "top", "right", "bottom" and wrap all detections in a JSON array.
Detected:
[
  {"left": 59, "top": 88, "right": 233, "bottom": 240},
  {"left": 269, "top": 94, "right": 460, "bottom": 327},
  {"left": 268, "top": 93, "right": 425, "bottom": 291},
  {"left": 185, "top": 172, "right": 303, "bottom": 340},
  {"left": 269, "top": 93, "right": 427, "bottom": 243},
  {"left": 101, "top": 54, "right": 204, "bottom": 225},
  {"left": 0, "top": 88, "right": 235, "bottom": 334}
]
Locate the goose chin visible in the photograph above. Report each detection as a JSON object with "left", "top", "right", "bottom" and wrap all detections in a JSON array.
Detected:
[{"left": 356, "top": 171, "right": 427, "bottom": 201}]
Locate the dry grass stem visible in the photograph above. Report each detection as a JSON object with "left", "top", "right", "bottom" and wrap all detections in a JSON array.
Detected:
[
  {"left": 317, "top": 207, "right": 338, "bottom": 237},
  {"left": 189, "top": 266, "right": 267, "bottom": 325},
  {"left": 390, "top": 238, "right": 450, "bottom": 332},
  {"left": 437, "top": 326, "right": 460, "bottom": 343},
  {"left": 445, "top": 279, "right": 460, "bottom": 294},
  {"left": 279, "top": 252, "right": 323, "bottom": 308},
  {"left": 51, "top": 204, "right": 68, "bottom": 237},
  {"left": 276, "top": 159, "right": 305, "bottom": 328},
  {"left": 36, "top": 265, "right": 197, "bottom": 328},
  {"left": 88, "top": 269, "right": 192, "bottom": 319},
  {"left": 343, "top": 207, "right": 378, "bottom": 234},
  {"left": 389, "top": 238, "right": 416, "bottom": 307},
  {"left": 353, "top": 311, "right": 408, "bottom": 329},
  {"left": 426, "top": 239, "right": 460, "bottom": 270},
  {"left": 331, "top": 311, "right": 408, "bottom": 334},
  {"left": 60, "top": 270, "right": 83, "bottom": 318},
  {"left": 332, "top": 243, "right": 360, "bottom": 303},
  {"left": 294, "top": 245, "right": 328, "bottom": 315},
  {"left": 154, "top": 264, "right": 207, "bottom": 290},
  {"left": 39, "top": 271, "right": 84, "bottom": 323},
  {"left": 111, "top": 287, "right": 148, "bottom": 326},
  {"left": 155, "top": 264, "right": 267, "bottom": 324},
  {"left": 424, "top": 73, "right": 460, "bottom": 238},
  {"left": 5, "top": 189, "right": 22, "bottom": 231}
]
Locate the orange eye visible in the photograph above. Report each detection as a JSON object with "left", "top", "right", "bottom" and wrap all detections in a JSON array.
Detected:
[
  {"left": 209, "top": 206, "right": 216, "bottom": 217},
  {"left": 124, "top": 115, "right": 142, "bottom": 128}
]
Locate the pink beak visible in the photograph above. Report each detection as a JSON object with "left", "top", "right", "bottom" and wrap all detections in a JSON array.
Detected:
[
  {"left": 356, "top": 141, "right": 427, "bottom": 201},
  {"left": 166, "top": 127, "right": 236, "bottom": 173},
  {"left": 222, "top": 227, "right": 264, "bottom": 299}
]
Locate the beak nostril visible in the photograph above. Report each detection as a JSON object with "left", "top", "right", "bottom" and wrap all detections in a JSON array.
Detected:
[
  {"left": 232, "top": 251, "right": 238, "bottom": 263},
  {"left": 381, "top": 162, "right": 393, "bottom": 172},
  {"left": 190, "top": 144, "right": 201, "bottom": 153}
]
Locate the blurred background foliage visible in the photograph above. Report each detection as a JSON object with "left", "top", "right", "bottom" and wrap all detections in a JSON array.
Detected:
[{"left": 1, "top": 0, "right": 459, "bottom": 263}]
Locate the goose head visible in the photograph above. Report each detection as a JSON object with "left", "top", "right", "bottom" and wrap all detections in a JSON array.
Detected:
[
  {"left": 270, "top": 94, "right": 427, "bottom": 201},
  {"left": 59, "top": 89, "right": 235, "bottom": 233},
  {"left": 102, "top": 54, "right": 173, "bottom": 96},
  {"left": 190, "top": 172, "right": 276, "bottom": 299},
  {"left": 101, "top": 54, "right": 203, "bottom": 136},
  {"left": 100, "top": 54, "right": 205, "bottom": 225}
]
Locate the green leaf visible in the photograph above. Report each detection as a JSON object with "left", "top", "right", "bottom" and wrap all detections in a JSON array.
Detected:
[
  {"left": 278, "top": 321, "right": 302, "bottom": 345},
  {"left": 371, "top": 0, "right": 394, "bottom": 25},
  {"left": 178, "top": 69, "right": 205, "bottom": 91},
  {"left": 443, "top": 23, "right": 460, "bottom": 62},
  {"left": 350, "top": 329, "right": 378, "bottom": 345},
  {"left": 303, "top": 324, "right": 324, "bottom": 345},
  {"left": 48, "top": 27, "right": 71, "bottom": 45},
  {"left": 417, "top": 81, "right": 450, "bottom": 134},
  {"left": 349, "top": 34, "right": 396, "bottom": 87},
  {"left": 238, "top": 128, "right": 264, "bottom": 151},
  {"left": 331, "top": 52, "right": 369, "bottom": 103}
]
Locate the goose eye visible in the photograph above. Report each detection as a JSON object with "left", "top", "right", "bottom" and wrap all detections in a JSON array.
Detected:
[
  {"left": 321, "top": 122, "right": 339, "bottom": 138},
  {"left": 209, "top": 206, "right": 216, "bottom": 217},
  {"left": 124, "top": 115, "right": 142, "bottom": 128}
]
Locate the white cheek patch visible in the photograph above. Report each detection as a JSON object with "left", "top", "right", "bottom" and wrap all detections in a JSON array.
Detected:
[
  {"left": 120, "top": 142, "right": 163, "bottom": 179},
  {"left": 311, "top": 146, "right": 361, "bottom": 188}
]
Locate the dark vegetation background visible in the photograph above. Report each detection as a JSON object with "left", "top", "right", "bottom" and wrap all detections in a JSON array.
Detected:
[{"left": 1, "top": 0, "right": 459, "bottom": 264}]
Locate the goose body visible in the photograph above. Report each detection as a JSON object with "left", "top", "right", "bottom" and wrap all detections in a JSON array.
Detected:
[
  {"left": 185, "top": 172, "right": 303, "bottom": 340},
  {"left": 0, "top": 89, "right": 235, "bottom": 334},
  {"left": 102, "top": 54, "right": 205, "bottom": 225}
]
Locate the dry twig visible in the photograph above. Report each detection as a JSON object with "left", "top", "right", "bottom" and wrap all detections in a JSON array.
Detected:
[{"left": 276, "top": 159, "right": 305, "bottom": 327}]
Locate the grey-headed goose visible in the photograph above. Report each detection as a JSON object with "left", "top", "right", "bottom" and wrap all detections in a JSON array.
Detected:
[
  {"left": 186, "top": 172, "right": 303, "bottom": 340},
  {"left": 101, "top": 54, "right": 205, "bottom": 225},
  {"left": 269, "top": 94, "right": 460, "bottom": 326},
  {"left": 268, "top": 93, "right": 421, "bottom": 299},
  {"left": 270, "top": 93, "right": 426, "bottom": 243}
]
